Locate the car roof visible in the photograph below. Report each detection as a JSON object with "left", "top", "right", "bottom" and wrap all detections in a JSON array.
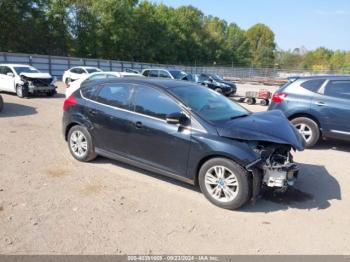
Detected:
[
  {"left": 0, "top": 64, "right": 33, "bottom": 67},
  {"left": 86, "top": 78, "right": 198, "bottom": 90},
  {"left": 291, "top": 75, "right": 350, "bottom": 81}
]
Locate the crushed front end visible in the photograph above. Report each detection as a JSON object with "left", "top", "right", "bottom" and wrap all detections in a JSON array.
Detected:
[
  {"left": 20, "top": 75, "right": 57, "bottom": 94},
  {"left": 246, "top": 142, "right": 300, "bottom": 197}
]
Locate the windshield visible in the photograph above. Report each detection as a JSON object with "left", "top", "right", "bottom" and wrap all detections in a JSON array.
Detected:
[
  {"left": 170, "top": 85, "right": 249, "bottom": 122},
  {"left": 211, "top": 74, "right": 224, "bottom": 81},
  {"left": 86, "top": 68, "right": 101, "bottom": 73},
  {"left": 169, "top": 70, "right": 187, "bottom": 80},
  {"left": 13, "top": 66, "right": 40, "bottom": 74}
]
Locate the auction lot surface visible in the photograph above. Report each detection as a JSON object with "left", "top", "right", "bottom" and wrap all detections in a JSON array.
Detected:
[{"left": 0, "top": 83, "right": 349, "bottom": 254}]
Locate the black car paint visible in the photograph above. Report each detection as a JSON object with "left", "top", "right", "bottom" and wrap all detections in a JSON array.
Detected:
[
  {"left": 63, "top": 79, "right": 303, "bottom": 185},
  {"left": 197, "top": 74, "right": 237, "bottom": 96}
]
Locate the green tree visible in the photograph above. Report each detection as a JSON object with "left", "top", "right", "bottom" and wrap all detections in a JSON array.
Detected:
[{"left": 246, "top": 23, "right": 276, "bottom": 67}]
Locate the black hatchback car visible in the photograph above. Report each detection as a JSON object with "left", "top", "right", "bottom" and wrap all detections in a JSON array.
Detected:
[
  {"left": 63, "top": 79, "right": 304, "bottom": 210},
  {"left": 197, "top": 74, "right": 237, "bottom": 97}
]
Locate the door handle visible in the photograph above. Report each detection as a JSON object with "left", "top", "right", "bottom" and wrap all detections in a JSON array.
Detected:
[
  {"left": 315, "top": 101, "right": 326, "bottom": 106},
  {"left": 135, "top": 121, "right": 143, "bottom": 129},
  {"left": 89, "top": 109, "right": 98, "bottom": 115}
]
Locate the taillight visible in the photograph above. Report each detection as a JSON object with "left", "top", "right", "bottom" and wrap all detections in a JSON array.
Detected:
[
  {"left": 272, "top": 92, "right": 288, "bottom": 103},
  {"left": 63, "top": 95, "right": 77, "bottom": 111}
]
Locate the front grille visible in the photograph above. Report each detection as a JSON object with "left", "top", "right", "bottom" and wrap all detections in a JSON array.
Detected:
[{"left": 31, "top": 78, "right": 53, "bottom": 86}]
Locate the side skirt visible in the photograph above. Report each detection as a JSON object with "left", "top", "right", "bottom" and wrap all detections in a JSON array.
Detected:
[{"left": 95, "top": 148, "right": 195, "bottom": 185}]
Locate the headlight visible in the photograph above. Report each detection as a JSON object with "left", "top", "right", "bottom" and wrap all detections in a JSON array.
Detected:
[{"left": 220, "top": 83, "right": 230, "bottom": 88}]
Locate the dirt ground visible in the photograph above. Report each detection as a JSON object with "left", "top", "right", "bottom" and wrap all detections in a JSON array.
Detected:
[{"left": 0, "top": 82, "right": 349, "bottom": 255}]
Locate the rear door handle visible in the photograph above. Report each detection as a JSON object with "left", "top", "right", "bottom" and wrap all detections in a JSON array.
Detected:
[
  {"left": 135, "top": 121, "right": 143, "bottom": 129},
  {"left": 89, "top": 109, "right": 98, "bottom": 115},
  {"left": 315, "top": 101, "right": 326, "bottom": 106}
]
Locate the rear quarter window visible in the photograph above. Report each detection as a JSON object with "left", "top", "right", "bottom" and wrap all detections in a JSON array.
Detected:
[
  {"left": 81, "top": 83, "right": 98, "bottom": 99},
  {"left": 301, "top": 79, "right": 325, "bottom": 93}
]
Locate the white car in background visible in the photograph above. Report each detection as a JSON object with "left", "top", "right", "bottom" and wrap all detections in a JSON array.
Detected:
[
  {"left": 0, "top": 64, "right": 57, "bottom": 98},
  {"left": 62, "top": 66, "right": 102, "bottom": 85},
  {"left": 66, "top": 71, "right": 143, "bottom": 97}
]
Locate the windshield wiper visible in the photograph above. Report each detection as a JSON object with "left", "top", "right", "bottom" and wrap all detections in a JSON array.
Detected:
[{"left": 230, "top": 114, "right": 250, "bottom": 120}]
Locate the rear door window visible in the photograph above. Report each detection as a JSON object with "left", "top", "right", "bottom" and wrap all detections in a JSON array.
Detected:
[
  {"left": 301, "top": 79, "right": 325, "bottom": 93},
  {"left": 159, "top": 70, "right": 171, "bottom": 78},
  {"left": 324, "top": 80, "right": 350, "bottom": 100},
  {"left": 148, "top": 70, "right": 159, "bottom": 77},
  {"left": 96, "top": 84, "right": 132, "bottom": 109}
]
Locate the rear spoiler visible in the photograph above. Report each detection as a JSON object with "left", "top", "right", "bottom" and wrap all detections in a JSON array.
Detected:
[{"left": 287, "top": 76, "right": 300, "bottom": 83}]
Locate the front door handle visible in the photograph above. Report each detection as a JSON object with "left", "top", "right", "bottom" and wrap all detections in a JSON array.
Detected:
[
  {"left": 135, "top": 121, "right": 143, "bottom": 129},
  {"left": 315, "top": 101, "right": 326, "bottom": 106}
]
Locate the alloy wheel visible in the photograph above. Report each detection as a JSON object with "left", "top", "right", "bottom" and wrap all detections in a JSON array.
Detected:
[
  {"left": 70, "top": 130, "right": 88, "bottom": 158},
  {"left": 204, "top": 165, "right": 239, "bottom": 203},
  {"left": 295, "top": 123, "right": 313, "bottom": 142}
]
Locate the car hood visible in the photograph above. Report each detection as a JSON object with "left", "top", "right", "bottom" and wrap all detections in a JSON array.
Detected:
[
  {"left": 20, "top": 72, "right": 52, "bottom": 79},
  {"left": 215, "top": 110, "right": 305, "bottom": 151}
]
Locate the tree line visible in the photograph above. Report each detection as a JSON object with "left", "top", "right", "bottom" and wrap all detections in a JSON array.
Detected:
[{"left": 0, "top": 0, "right": 349, "bottom": 71}]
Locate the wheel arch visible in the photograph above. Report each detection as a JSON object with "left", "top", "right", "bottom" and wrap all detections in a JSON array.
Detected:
[
  {"left": 65, "top": 122, "right": 80, "bottom": 141},
  {"left": 194, "top": 154, "right": 250, "bottom": 186},
  {"left": 288, "top": 113, "right": 321, "bottom": 129}
]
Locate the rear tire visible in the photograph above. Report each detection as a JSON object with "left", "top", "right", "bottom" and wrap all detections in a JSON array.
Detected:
[
  {"left": 67, "top": 125, "right": 97, "bottom": 162},
  {"left": 199, "top": 158, "right": 250, "bottom": 210},
  {"left": 291, "top": 117, "right": 320, "bottom": 148}
]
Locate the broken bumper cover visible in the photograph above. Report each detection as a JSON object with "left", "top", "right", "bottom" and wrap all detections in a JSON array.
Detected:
[{"left": 28, "top": 84, "right": 56, "bottom": 93}]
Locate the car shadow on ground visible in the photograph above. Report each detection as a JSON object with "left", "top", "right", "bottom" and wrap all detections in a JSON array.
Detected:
[
  {"left": 310, "top": 140, "right": 350, "bottom": 153},
  {"left": 242, "top": 163, "right": 341, "bottom": 213},
  {"left": 93, "top": 158, "right": 340, "bottom": 213},
  {"left": 0, "top": 91, "right": 65, "bottom": 99},
  {"left": 0, "top": 102, "right": 37, "bottom": 117}
]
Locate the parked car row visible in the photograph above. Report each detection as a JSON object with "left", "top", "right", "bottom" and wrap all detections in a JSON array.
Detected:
[{"left": 62, "top": 66, "right": 237, "bottom": 97}]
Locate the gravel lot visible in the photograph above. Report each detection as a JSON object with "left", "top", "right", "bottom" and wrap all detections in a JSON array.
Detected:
[{"left": 0, "top": 82, "right": 349, "bottom": 255}]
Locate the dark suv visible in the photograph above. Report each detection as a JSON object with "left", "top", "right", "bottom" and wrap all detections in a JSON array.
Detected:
[
  {"left": 63, "top": 78, "right": 304, "bottom": 210},
  {"left": 269, "top": 75, "right": 350, "bottom": 148}
]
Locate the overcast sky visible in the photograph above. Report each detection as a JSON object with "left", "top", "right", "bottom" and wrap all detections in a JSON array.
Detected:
[{"left": 153, "top": 0, "right": 350, "bottom": 51}]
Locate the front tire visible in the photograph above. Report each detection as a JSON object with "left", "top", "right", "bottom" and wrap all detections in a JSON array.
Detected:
[
  {"left": 199, "top": 158, "right": 250, "bottom": 210},
  {"left": 291, "top": 117, "right": 320, "bottom": 148},
  {"left": 65, "top": 78, "right": 71, "bottom": 87},
  {"left": 68, "top": 125, "right": 97, "bottom": 162},
  {"left": 16, "top": 85, "right": 28, "bottom": 98}
]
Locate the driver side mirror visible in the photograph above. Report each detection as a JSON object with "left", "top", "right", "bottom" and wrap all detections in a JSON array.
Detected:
[
  {"left": 7, "top": 72, "right": 14, "bottom": 77},
  {"left": 166, "top": 112, "right": 190, "bottom": 126}
]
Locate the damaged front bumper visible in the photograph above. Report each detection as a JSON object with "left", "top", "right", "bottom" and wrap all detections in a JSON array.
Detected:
[
  {"left": 27, "top": 84, "right": 56, "bottom": 93},
  {"left": 245, "top": 144, "right": 300, "bottom": 198}
]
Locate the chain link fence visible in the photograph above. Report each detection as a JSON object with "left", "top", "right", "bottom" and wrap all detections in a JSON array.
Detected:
[{"left": 0, "top": 52, "right": 347, "bottom": 84}]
